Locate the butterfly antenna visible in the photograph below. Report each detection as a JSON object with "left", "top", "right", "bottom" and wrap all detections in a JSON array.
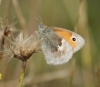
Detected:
[
  {"left": 38, "top": 15, "right": 43, "bottom": 24},
  {"left": 34, "top": 15, "right": 43, "bottom": 24}
]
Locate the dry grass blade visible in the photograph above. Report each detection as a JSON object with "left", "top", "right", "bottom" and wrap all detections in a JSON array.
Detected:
[
  {"left": 0, "top": 0, "right": 2, "bottom": 5},
  {"left": 12, "top": 0, "right": 27, "bottom": 34},
  {"left": 96, "top": 65, "right": 100, "bottom": 87}
]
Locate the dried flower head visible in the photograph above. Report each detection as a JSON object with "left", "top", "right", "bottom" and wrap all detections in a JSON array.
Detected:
[
  {"left": 3, "top": 31, "right": 40, "bottom": 64},
  {"left": 0, "top": 18, "right": 17, "bottom": 60}
]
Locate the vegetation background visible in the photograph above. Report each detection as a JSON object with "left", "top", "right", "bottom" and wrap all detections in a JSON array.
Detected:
[{"left": 0, "top": 0, "right": 100, "bottom": 87}]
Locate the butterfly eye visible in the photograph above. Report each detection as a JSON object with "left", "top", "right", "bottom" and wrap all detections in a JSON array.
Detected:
[
  {"left": 39, "top": 24, "right": 44, "bottom": 29},
  {"left": 71, "top": 35, "right": 77, "bottom": 42}
]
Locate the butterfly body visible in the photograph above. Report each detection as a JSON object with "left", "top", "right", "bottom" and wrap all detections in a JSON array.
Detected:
[{"left": 38, "top": 24, "right": 85, "bottom": 65}]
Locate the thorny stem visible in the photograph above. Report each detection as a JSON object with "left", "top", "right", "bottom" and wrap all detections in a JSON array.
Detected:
[{"left": 18, "top": 61, "right": 27, "bottom": 87}]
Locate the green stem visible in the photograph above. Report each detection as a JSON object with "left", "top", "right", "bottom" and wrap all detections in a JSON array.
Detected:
[
  {"left": 69, "top": 59, "right": 75, "bottom": 87},
  {"left": 18, "top": 61, "right": 26, "bottom": 87}
]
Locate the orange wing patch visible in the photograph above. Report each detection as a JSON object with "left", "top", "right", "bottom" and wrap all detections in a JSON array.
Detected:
[{"left": 53, "top": 27, "right": 76, "bottom": 48}]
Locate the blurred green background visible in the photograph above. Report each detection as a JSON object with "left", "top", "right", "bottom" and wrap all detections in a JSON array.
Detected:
[{"left": 0, "top": 0, "right": 100, "bottom": 87}]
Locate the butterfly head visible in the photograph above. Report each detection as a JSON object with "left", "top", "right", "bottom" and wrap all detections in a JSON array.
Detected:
[{"left": 38, "top": 23, "right": 46, "bottom": 30}]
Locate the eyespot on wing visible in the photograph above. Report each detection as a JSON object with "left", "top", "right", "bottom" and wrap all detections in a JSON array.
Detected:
[{"left": 52, "top": 27, "right": 85, "bottom": 52}]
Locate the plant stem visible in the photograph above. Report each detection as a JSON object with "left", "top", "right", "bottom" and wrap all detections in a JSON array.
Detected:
[
  {"left": 12, "top": 0, "right": 27, "bottom": 34},
  {"left": 69, "top": 59, "right": 75, "bottom": 87},
  {"left": 74, "top": 0, "right": 83, "bottom": 32},
  {"left": 18, "top": 61, "right": 27, "bottom": 87},
  {"left": 96, "top": 65, "right": 100, "bottom": 87}
]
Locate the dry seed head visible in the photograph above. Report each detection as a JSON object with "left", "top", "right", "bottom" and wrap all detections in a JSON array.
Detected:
[
  {"left": 4, "top": 31, "right": 40, "bottom": 63},
  {"left": 0, "top": 17, "right": 17, "bottom": 37}
]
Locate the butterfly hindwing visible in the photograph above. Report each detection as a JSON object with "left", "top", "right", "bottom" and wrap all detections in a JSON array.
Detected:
[
  {"left": 38, "top": 24, "right": 85, "bottom": 65},
  {"left": 39, "top": 27, "right": 74, "bottom": 65}
]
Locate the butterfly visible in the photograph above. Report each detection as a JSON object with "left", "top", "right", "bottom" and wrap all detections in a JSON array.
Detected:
[{"left": 37, "top": 23, "right": 85, "bottom": 65}]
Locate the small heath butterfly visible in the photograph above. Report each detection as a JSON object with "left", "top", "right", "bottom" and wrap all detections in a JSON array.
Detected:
[{"left": 37, "top": 22, "right": 85, "bottom": 65}]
